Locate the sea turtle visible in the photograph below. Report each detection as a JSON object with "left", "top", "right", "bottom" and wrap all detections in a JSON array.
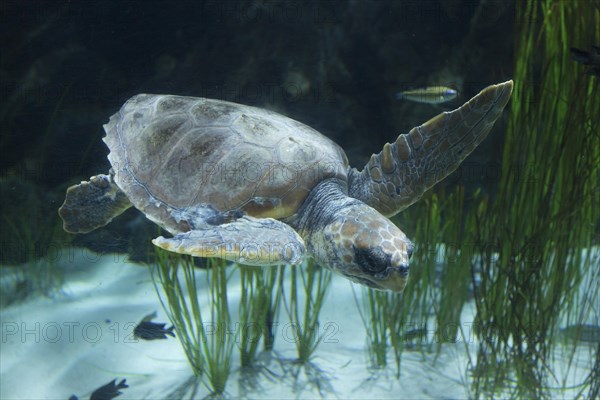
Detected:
[{"left": 59, "top": 80, "right": 513, "bottom": 292}]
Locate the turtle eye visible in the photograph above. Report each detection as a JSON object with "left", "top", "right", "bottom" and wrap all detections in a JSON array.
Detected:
[{"left": 354, "top": 246, "right": 390, "bottom": 274}]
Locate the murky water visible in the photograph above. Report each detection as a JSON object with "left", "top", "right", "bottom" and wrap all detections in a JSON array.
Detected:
[{"left": 1, "top": 1, "right": 598, "bottom": 399}]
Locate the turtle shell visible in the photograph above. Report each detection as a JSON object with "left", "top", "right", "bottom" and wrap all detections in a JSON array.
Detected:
[{"left": 103, "top": 94, "right": 349, "bottom": 234}]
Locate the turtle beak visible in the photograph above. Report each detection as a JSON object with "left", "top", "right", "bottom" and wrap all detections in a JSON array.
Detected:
[{"left": 378, "top": 266, "right": 409, "bottom": 292}]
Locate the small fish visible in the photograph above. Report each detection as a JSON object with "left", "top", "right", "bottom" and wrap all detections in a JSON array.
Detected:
[
  {"left": 134, "top": 311, "right": 175, "bottom": 340},
  {"left": 402, "top": 328, "right": 427, "bottom": 342},
  {"left": 396, "top": 86, "right": 458, "bottom": 104},
  {"left": 89, "top": 378, "right": 128, "bottom": 400},
  {"left": 570, "top": 46, "right": 600, "bottom": 77}
]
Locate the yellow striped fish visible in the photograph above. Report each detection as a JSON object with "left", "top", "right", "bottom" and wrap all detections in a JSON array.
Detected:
[{"left": 396, "top": 86, "right": 458, "bottom": 104}]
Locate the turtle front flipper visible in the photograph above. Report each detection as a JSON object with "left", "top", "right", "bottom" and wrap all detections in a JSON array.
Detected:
[
  {"left": 59, "top": 173, "right": 132, "bottom": 233},
  {"left": 152, "top": 216, "right": 306, "bottom": 266},
  {"left": 348, "top": 80, "right": 513, "bottom": 217}
]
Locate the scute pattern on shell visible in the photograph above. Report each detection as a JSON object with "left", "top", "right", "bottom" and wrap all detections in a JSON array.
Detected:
[{"left": 103, "top": 95, "right": 349, "bottom": 234}]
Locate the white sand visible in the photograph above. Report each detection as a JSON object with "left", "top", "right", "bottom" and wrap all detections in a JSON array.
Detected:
[{"left": 0, "top": 248, "right": 596, "bottom": 399}]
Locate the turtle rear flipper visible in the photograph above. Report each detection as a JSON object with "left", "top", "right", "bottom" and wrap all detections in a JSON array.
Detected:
[
  {"left": 349, "top": 80, "right": 513, "bottom": 217},
  {"left": 59, "top": 174, "right": 132, "bottom": 233},
  {"left": 152, "top": 215, "right": 306, "bottom": 266}
]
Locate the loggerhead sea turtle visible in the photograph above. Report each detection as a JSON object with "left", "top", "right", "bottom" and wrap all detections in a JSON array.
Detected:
[{"left": 59, "top": 80, "right": 513, "bottom": 292}]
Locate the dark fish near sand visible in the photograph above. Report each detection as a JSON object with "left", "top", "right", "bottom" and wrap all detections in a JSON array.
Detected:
[
  {"left": 396, "top": 86, "right": 458, "bottom": 104},
  {"left": 90, "top": 379, "right": 128, "bottom": 400},
  {"left": 68, "top": 378, "right": 128, "bottom": 400},
  {"left": 134, "top": 311, "right": 175, "bottom": 340}
]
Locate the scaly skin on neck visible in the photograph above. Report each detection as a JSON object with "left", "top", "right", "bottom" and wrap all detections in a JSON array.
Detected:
[{"left": 286, "top": 178, "right": 360, "bottom": 239}]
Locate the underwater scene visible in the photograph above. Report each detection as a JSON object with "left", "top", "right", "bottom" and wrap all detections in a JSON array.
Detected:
[{"left": 1, "top": 1, "right": 598, "bottom": 399}]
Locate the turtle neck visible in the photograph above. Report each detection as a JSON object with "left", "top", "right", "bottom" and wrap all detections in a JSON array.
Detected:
[{"left": 285, "top": 178, "right": 361, "bottom": 236}]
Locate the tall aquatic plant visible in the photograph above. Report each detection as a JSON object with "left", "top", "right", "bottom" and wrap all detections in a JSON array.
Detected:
[
  {"left": 470, "top": 0, "right": 600, "bottom": 397},
  {"left": 283, "top": 259, "right": 332, "bottom": 363},
  {"left": 152, "top": 251, "right": 235, "bottom": 395},
  {"left": 356, "top": 287, "right": 391, "bottom": 369},
  {"left": 237, "top": 265, "right": 283, "bottom": 366}
]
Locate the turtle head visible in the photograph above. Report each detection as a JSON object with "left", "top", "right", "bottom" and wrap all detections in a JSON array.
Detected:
[{"left": 311, "top": 203, "right": 413, "bottom": 292}]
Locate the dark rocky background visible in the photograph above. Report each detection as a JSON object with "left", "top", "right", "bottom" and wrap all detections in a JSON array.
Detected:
[{"left": 0, "top": 0, "right": 514, "bottom": 263}]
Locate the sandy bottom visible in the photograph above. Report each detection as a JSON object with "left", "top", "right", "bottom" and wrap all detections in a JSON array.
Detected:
[{"left": 0, "top": 249, "right": 596, "bottom": 399}]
